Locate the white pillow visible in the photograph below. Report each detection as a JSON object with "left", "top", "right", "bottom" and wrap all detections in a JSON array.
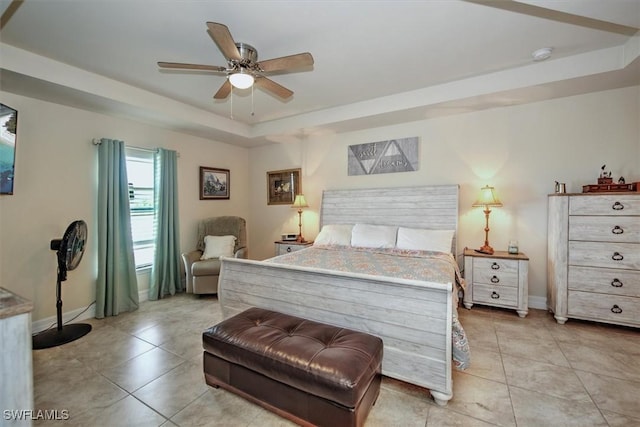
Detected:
[
  {"left": 314, "top": 224, "right": 353, "bottom": 246},
  {"left": 396, "top": 227, "right": 455, "bottom": 253},
  {"left": 201, "top": 235, "right": 237, "bottom": 260},
  {"left": 351, "top": 224, "right": 397, "bottom": 249}
]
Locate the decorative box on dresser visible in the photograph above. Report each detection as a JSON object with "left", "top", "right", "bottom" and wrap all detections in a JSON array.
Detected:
[
  {"left": 274, "top": 240, "right": 313, "bottom": 256},
  {"left": 463, "top": 248, "right": 529, "bottom": 317},
  {"left": 547, "top": 193, "right": 640, "bottom": 327}
]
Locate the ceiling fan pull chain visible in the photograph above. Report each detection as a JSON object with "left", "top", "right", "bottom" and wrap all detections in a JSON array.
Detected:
[
  {"left": 230, "top": 86, "right": 234, "bottom": 120},
  {"left": 251, "top": 84, "right": 255, "bottom": 116}
]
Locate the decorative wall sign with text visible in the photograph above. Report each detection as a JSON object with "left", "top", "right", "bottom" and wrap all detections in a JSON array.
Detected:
[{"left": 348, "top": 137, "right": 419, "bottom": 176}]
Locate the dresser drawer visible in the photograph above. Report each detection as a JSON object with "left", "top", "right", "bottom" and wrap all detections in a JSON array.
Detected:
[
  {"left": 569, "top": 195, "right": 640, "bottom": 216},
  {"left": 472, "top": 258, "right": 519, "bottom": 286},
  {"left": 568, "top": 290, "right": 640, "bottom": 327},
  {"left": 473, "top": 284, "right": 518, "bottom": 307},
  {"left": 569, "top": 216, "right": 640, "bottom": 243},
  {"left": 568, "top": 266, "right": 640, "bottom": 297},
  {"left": 569, "top": 241, "right": 640, "bottom": 270}
]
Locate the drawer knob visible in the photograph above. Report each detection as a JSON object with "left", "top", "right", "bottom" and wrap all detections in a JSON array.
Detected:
[
  {"left": 612, "top": 201, "right": 624, "bottom": 210},
  {"left": 491, "top": 291, "right": 500, "bottom": 299},
  {"left": 286, "top": 247, "right": 292, "bottom": 252},
  {"left": 611, "top": 305, "right": 623, "bottom": 314},
  {"left": 611, "top": 278, "right": 623, "bottom": 288},
  {"left": 612, "top": 225, "right": 624, "bottom": 234},
  {"left": 491, "top": 262, "right": 500, "bottom": 270},
  {"left": 490, "top": 275, "right": 500, "bottom": 283},
  {"left": 612, "top": 252, "right": 624, "bottom": 261}
]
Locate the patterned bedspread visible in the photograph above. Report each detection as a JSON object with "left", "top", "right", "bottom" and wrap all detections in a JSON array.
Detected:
[{"left": 266, "top": 245, "right": 471, "bottom": 370}]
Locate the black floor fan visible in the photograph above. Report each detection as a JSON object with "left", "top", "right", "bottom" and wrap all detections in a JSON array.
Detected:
[{"left": 33, "top": 220, "right": 92, "bottom": 350}]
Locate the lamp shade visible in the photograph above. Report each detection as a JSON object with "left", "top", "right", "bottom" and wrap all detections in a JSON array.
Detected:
[
  {"left": 291, "top": 194, "right": 309, "bottom": 209},
  {"left": 472, "top": 185, "right": 503, "bottom": 207},
  {"left": 229, "top": 71, "right": 254, "bottom": 89}
]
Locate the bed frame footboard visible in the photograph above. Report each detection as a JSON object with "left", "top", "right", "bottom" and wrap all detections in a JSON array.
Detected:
[{"left": 218, "top": 257, "right": 454, "bottom": 405}]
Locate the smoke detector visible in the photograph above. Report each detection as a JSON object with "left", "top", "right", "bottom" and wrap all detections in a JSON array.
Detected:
[{"left": 532, "top": 47, "right": 553, "bottom": 62}]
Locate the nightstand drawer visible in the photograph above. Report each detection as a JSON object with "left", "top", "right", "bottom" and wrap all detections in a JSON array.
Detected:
[
  {"left": 472, "top": 258, "right": 518, "bottom": 286},
  {"left": 275, "top": 241, "right": 313, "bottom": 256},
  {"left": 473, "top": 284, "right": 518, "bottom": 307}
]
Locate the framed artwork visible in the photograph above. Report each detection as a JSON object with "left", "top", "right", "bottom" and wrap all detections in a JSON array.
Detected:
[
  {"left": 267, "top": 168, "right": 301, "bottom": 205},
  {"left": 200, "top": 166, "right": 230, "bottom": 200},
  {"left": 0, "top": 103, "right": 18, "bottom": 195},
  {"left": 348, "top": 136, "right": 419, "bottom": 176}
]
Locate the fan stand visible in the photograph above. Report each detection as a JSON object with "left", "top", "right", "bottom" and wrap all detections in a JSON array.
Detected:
[{"left": 32, "top": 261, "right": 91, "bottom": 350}]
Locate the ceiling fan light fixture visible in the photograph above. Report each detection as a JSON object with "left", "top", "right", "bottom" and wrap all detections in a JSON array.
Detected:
[{"left": 229, "top": 70, "right": 254, "bottom": 89}]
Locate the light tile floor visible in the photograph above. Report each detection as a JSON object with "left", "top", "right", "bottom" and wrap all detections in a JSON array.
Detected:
[{"left": 32, "top": 294, "right": 640, "bottom": 426}]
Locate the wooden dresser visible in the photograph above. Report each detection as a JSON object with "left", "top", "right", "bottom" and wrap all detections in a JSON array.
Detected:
[{"left": 547, "top": 193, "right": 640, "bottom": 327}]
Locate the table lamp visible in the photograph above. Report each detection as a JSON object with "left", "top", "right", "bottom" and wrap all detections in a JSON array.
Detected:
[
  {"left": 472, "top": 185, "right": 502, "bottom": 255},
  {"left": 291, "top": 194, "right": 309, "bottom": 243}
]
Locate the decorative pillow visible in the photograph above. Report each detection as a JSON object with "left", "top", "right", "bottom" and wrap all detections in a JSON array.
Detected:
[
  {"left": 314, "top": 224, "right": 353, "bottom": 246},
  {"left": 201, "top": 235, "right": 237, "bottom": 260},
  {"left": 396, "top": 227, "right": 455, "bottom": 253},
  {"left": 351, "top": 224, "right": 398, "bottom": 249}
]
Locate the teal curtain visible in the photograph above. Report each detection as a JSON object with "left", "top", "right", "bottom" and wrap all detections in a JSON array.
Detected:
[
  {"left": 150, "top": 148, "right": 183, "bottom": 300},
  {"left": 96, "top": 138, "right": 139, "bottom": 318}
]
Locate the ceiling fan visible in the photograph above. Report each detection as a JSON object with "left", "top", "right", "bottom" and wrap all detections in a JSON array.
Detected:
[{"left": 158, "top": 22, "right": 314, "bottom": 100}]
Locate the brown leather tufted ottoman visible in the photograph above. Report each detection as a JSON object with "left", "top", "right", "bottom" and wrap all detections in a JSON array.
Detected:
[{"left": 202, "top": 307, "right": 383, "bottom": 427}]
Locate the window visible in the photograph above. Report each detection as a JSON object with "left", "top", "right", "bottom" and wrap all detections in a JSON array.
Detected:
[{"left": 126, "top": 148, "right": 155, "bottom": 269}]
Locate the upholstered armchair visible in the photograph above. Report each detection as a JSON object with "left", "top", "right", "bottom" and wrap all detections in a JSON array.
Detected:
[{"left": 182, "top": 216, "right": 247, "bottom": 295}]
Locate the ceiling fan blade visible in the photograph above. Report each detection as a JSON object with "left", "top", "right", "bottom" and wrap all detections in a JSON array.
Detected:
[
  {"left": 255, "top": 77, "right": 294, "bottom": 99},
  {"left": 206, "top": 22, "right": 241, "bottom": 60},
  {"left": 214, "top": 80, "right": 232, "bottom": 99},
  {"left": 258, "top": 52, "right": 314, "bottom": 72},
  {"left": 158, "top": 61, "right": 226, "bottom": 72}
]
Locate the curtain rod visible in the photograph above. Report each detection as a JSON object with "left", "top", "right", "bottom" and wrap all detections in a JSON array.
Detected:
[{"left": 91, "top": 139, "right": 180, "bottom": 157}]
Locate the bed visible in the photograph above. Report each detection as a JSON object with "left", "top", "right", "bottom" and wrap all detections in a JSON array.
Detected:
[{"left": 217, "top": 185, "right": 468, "bottom": 405}]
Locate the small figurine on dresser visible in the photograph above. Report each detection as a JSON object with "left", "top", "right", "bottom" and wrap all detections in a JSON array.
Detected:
[{"left": 598, "top": 164, "right": 612, "bottom": 184}]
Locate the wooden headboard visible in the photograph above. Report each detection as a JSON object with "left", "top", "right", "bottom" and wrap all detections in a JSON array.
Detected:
[{"left": 319, "top": 185, "right": 459, "bottom": 256}]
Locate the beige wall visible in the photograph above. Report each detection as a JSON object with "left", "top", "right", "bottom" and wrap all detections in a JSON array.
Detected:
[
  {"left": 0, "top": 92, "right": 249, "bottom": 322},
  {"left": 1, "top": 86, "right": 638, "bottom": 323},
  {"left": 248, "top": 86, "right": 640, "bottom": 307}
]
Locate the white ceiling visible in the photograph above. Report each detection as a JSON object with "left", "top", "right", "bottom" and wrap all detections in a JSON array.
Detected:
[{"left": 1, "top": 0, "right": 639, "bottom": 147}]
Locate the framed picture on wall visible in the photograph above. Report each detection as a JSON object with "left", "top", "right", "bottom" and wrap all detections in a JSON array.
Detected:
[
  {"left": 267, "top": 168, "right": 301, "bottom": 205},
  {"left": 200, "top": 166, "right": 230, "bottom": 200},
  {"left": 0, "top": 103, "right": 18, "bottom": 195}
]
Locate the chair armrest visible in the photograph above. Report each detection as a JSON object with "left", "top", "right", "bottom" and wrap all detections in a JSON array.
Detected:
[
  {"left": 234, "top": 247, "right": 248, "bottom": 259},
  {"left": 183, "top": 250, "right": 202, "bottom": 264},
  {"left": 182, "top": 250, "right": 202, "bottom": 293}
]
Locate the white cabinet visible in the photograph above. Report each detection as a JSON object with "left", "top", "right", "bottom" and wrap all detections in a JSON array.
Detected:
[
  {"left": 547, "top": 193, "right": 640, "bottom": 327},
  {"left": 463, "top": 249, "right": 529, "bottom": 317},
  {"left": 0, "top": 288, "right": 34, "bottom": 427}
]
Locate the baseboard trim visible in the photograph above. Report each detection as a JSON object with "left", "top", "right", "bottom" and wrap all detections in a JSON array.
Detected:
[
  {"left": 31, "top": 304, "right": 96, "bottom": 335},
  {"left": 31, "top": 289, "right": 150, "bottom": 334},
  {"left": 528, "top": 295, "right": 547, "bottom": 310},
  {"left": 139, "top": 288, "right": 149, "bottom": 303}
]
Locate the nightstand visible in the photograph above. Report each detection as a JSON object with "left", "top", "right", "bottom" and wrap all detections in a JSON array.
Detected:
[
  {"left": 463, "top": 248, "right": 529, "bottom": 317},
  {"left": 274, "top": 240, "right": 313, "bottom": 256}
]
